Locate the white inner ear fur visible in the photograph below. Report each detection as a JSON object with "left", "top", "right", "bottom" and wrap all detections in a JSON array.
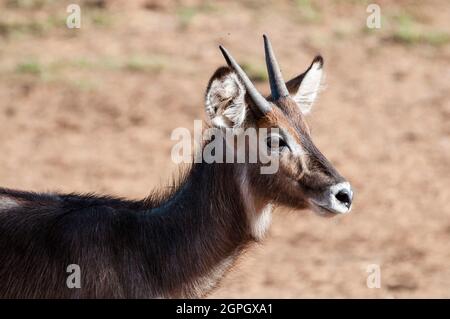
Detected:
[
  {"left": 293, "top": 60, "right": 324, "bottom": 114},
  {"left": 205, "top": 72, "right": 246, "bottom": 128}
]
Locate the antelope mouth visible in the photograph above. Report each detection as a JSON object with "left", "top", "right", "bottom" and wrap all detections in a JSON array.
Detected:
[{"left": 309, "top": 201, "right": 341, "bottom": 218}]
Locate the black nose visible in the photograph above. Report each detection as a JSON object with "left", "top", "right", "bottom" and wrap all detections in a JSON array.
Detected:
[{"left": 335, "top": 189, "right": 352, "bottom": 208}]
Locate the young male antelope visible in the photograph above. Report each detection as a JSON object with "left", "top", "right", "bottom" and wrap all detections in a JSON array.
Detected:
[{"left": 0, "top": 35, "right": 353, "bottom": 298}]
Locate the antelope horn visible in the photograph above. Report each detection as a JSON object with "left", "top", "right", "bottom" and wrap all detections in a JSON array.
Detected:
[
  {"left": 263, "top": 34, "right": 289, "bottom": 100},
  {"left": 219, "top": 45, "right": 272, "bottom": 115}
]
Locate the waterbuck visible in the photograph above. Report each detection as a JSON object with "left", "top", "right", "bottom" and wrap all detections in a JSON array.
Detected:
[{"left": 0, "top": 35, "right": 353, "bottom": 298}]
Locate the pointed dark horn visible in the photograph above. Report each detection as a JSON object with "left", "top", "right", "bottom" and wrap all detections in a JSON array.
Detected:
[
  {"left": 219, "top": 45, "right": 272, "bottom": 115},
  {"left": 263, "top": 34, "right": 289, "bottom": 100}
]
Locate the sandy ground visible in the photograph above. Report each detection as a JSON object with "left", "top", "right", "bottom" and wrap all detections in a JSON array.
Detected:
[{"left": 0, "top": 0, "right": 449, "bottom": 298}]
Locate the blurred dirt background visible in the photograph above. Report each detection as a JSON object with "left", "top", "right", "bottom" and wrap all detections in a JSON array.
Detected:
[{"left": 0, "top": 0, "right": 449, "bottom": 298}]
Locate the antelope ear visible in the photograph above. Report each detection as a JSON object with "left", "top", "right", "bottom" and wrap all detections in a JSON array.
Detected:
[
  {"left": 205, "top": 67, "right": 247, "bottom": 128},
  {"left": 287, "top": 56, "right": 324, "bottom": 114}
]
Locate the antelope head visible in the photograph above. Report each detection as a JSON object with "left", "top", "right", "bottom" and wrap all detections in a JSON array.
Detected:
[{"left": 204, "top": 35, "right": 353, "bottom": 217}]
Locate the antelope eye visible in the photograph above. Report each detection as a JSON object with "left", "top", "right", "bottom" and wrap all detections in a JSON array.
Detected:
[{"left": 266, "top": 135, "right": 287, "bottom": 150}]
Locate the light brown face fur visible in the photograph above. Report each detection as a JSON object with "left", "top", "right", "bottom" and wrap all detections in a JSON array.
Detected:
[
  {"left": 205, "top": 60, "right": 353, "bottom": 216},
  {"left": 245, "top": 97, "right": 345, "bottom": 212}
]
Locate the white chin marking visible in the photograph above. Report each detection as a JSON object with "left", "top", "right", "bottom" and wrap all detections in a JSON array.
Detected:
[
  {"left": 239, "top": 170, "right": 273, "bottom": 240},
  {"left": 251, "top": 204, "right": 273, "bottom": 240},
  {"left": 0, "top": 196, "right": 20, "bottom": 211}
]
